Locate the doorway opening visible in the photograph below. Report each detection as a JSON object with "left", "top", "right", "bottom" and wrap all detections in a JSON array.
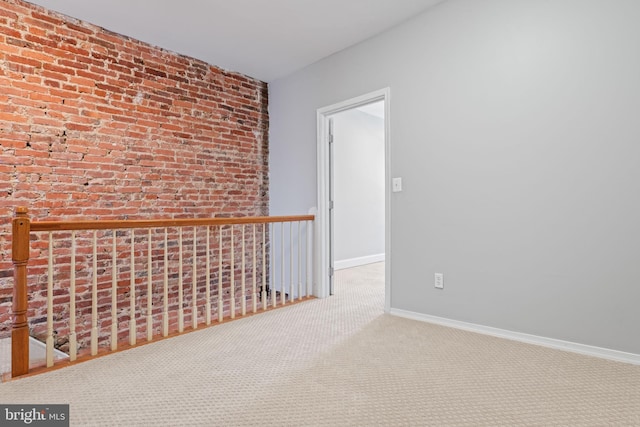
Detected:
[
  {"left": 333, "top": 102, "right": 385, "bottom": 271},
  {"left": 316, "top": 88, "right": 391, "bottom": 312}
]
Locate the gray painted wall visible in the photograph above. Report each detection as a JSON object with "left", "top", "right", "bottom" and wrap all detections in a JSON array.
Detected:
[
  {"left": 333, "top": 108, "right": 385, "bottom": 265},
  {"left": 269, "top": 0, "right": 640, "bottom": 355}
]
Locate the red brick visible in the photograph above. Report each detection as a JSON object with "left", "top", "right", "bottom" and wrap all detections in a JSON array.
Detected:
[
  {"left": 0, "top": 0, "right": 270, "bottom": 353},
  {"left": 64, "top": 22, "right": 94, "bottom": 36}
]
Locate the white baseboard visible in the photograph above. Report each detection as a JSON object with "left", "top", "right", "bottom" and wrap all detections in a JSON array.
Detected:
[
  {"left": 389, "top": 308, "right": 640, "bottom": 366},
  {"left": 335, "top": 253, "right": 385, "bottom": 270}
]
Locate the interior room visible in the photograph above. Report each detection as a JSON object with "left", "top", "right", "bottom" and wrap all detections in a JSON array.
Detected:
[{"left": 0, "top": 0, "right": 638, "bottom": 425}]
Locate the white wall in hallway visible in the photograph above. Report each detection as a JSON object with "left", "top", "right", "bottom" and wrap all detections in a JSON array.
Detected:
[{"left": 333, "top": 107, "right": 385, "bottom": 269}]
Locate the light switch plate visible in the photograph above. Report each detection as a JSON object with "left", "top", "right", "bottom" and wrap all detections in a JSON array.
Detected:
[{"left": 392, "top": 177, "right": 402, "bottom": 192}]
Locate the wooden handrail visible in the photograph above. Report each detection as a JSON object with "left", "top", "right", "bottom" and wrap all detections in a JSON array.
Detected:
[{"left": 29, "top": 214, "right": 315, "bottom": 232}]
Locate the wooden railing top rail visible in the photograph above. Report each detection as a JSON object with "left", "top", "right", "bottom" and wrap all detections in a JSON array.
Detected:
[{"left": 18, "top": 211, "right": 314, "bottom": 233}]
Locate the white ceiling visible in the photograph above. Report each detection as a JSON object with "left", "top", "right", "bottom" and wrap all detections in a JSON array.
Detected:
[
  {"left": 357, "top": 101, "right": 385, "bottom": 119},
  {"left": 26, "top": 0, "right": 445, "bottom": 82}
]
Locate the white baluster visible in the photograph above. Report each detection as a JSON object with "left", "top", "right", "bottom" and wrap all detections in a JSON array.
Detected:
[
  {"left": 271, "top": 223, "right": 276, "bottom": 308},
  {"left": 130, "top": 229, "right": 136, "bottom": 346},
  {"left": 147, "top": 229, "right": 153, "bottom": 342},
  {"left": 192, "top": 226, "right": 198, "bottom": 329},
  {"left": 91, "top": 230, "right": 98, "bottom": 355},
  {"left": 111, "top": 230, "right": 118, "bottom": 350},
  {"left": 298, "top": 221, "right": 302, "bottom": 301},
  {"left": 69, "top": 231, "right": 77, "bottom": 361},
  {"left": 218, "top": 226, "right": 223, "bottom": 323},
  {"left": 290, "top": 221, "right": 294, "bottom": 302},
  {"left": 178, "top": 228, "right": 184, "bottom": 333},
  {"left": 206, "top": 226, "right": 211, "bottom": 325},
  {"left": 252, "top": 224, "right": 257, "bottom": 313},
  {"left": 307, "top": 220, "right": 313, "bottom": 297},
  {"left": 241, "top": 225, "right": 246, "bottom": 316},
  {"left": 230, "top": 225, "right": 235, "bottom": 319},
  {"left": 163, "top": 228, "right": 169, "bottom": 337},
  {"left": 281, "top": 222, "right": 285, "bottom": 305},
  {"left": 46, "top": 232, "right": 54, "bottom": 367},
  {"left": 262, "top": 223, "right": 267, "bottom": 311}
]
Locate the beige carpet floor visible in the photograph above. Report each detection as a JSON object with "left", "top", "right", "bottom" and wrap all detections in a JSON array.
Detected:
[{"left": 0, "top": 262, "right": 639, "bottom": 426}]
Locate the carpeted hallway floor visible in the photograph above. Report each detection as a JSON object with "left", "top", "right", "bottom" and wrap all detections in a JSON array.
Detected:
[{"left": 0, "top": 262, "right": 639, "bottom": 426}]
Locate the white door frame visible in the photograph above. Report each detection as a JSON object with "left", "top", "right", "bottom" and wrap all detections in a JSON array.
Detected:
[{"left": 316, "top": 87, "right": 391, "bottom": 312}]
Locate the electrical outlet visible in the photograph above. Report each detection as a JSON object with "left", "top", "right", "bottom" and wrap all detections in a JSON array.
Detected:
[{"left": 434, "top": 273, "right": 444, "bottom": 289}]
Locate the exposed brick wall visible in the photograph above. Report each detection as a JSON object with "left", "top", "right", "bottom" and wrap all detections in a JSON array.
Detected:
[{"left": 0, "top": 0, "right": 270, "bottom": 350}]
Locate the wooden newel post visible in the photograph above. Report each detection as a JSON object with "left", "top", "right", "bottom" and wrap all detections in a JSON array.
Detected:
[{"left": 12, "top": 206, "right": 30, "bottom": 378}]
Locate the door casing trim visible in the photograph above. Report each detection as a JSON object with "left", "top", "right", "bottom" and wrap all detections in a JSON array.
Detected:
[{"left": 315, "top": 87, "right": 391, "bottom": 312}]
